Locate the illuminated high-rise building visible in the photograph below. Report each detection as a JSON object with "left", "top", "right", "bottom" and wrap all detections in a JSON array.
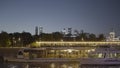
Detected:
[
  {"left": 68, "top": 28, "right": 72, "bottom": 35},
  {"left": 62, "top": 28, "right": 67, "bottom": 36},
  {"left": 39, "top": 27, "right": 43, "bottom": 35}
]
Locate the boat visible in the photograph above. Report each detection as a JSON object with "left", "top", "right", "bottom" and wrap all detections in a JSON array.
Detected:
[{"left": 80, "top": 46, "right": 120, "bottom": 67}]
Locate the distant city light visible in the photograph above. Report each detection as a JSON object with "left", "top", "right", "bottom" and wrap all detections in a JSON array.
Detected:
[{"left": 68, "top": 49, "right": 72, "bottom": 53}]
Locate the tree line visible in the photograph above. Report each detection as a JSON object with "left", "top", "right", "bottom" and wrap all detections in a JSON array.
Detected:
[{"left": 0, "top": 31, "right": 105, "bottom": 47}]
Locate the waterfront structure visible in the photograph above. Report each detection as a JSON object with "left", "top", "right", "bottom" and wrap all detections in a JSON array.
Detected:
[
  {"left": 35, "top": 41, "right": 120, "bottom": 46},
  {"left": 17, "top": 29, "right": 120, "bottom": 60},
  {"left": 17, "top": 41, "right": 120, "bottom": 59},
  {"left": 18, "top": 45, "right": 120, "bottom": 60},
  {"left": 80, "top": 47, "right": 120, "bottom": 67}
]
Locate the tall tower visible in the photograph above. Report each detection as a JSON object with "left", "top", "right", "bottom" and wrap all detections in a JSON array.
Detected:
[
  {"left": 35, "top": 26, "right": 38, "bottom": 35},
  {"left": 68, "top": 28, "right": 72, "bottom": 35},
  {"left": 39, "top": 27, "right": 43, "bottom": 35}
]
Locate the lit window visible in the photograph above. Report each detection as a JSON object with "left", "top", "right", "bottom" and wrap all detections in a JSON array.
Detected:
[{"left": 98, "top": 53, "right": 103, "bottom": 58}]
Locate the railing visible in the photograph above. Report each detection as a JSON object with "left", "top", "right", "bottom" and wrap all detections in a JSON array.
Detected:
[{"left": 35, "top": 41, "right": 120, "bottom": 47}]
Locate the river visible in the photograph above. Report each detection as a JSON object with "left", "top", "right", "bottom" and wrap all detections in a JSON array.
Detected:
[{"left": 1, "top": 62, "right": 120, "bottom": 68}]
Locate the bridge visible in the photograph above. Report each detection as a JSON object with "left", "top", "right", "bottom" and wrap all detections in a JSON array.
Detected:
[{"left": 35, "top": 41, "right": 120, "bottom": 47}]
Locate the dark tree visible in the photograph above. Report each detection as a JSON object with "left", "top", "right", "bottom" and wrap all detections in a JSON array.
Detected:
[
  {"left": 97, "top": 34, "right": 105, "bottom": 41},
  {"left": 77, "top": 30, "right": 88, "bottom": 41},
  {"left": 88, "top": 34, "right": 97, "bottom": 41},
  {"left": 52, "top": 32, "right": 63, "bottom": 41},
  {"left": 0, "top": 31, "right": 11, "bottom": 47},
  {"left": 21, "top": 32, "right": 34, "bottom": 46}
]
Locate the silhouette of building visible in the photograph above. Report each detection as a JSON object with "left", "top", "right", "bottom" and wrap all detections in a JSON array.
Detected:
[
  {"left": 68, "top": 28, "right": 72, "bottom": 35},
  {"left": 35, "top": 26, "right": 38, "bottom": 35},
  {"left": 35, "top": 26, "right": 43, "bottom": 36}
]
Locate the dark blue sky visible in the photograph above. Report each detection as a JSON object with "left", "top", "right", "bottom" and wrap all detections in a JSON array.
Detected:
[{"left": 0, "top": 0, "right": 120, "bottom": 35}]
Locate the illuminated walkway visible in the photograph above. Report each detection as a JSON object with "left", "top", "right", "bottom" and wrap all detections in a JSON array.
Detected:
[{"left": 36, "top": 41, "right": 120, "bottom": 47}]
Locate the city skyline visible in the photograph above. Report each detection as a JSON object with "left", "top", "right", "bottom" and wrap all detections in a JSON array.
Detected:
[{"left": 0, "top": 0, "right": 120, "bottom": 35}]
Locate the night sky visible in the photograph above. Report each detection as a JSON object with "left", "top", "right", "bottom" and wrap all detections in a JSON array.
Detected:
[{"left": 0, "top": 0, "right": 120, "bottom": 35}]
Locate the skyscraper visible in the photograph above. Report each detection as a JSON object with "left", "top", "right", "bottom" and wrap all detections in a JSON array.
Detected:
[
  {"left": 68, "top": 28, "right": 72, "bottom": 35},
  {"left": 35, "top": 26, "right": 38, "bottom": 35},
  {"left": 39, "top": 27, "right": 43, "bottom": 35}
]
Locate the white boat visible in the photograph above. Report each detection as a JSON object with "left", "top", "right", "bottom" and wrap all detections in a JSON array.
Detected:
[{"left": 80, "top": 46, "right": 120, "bottom": 67}]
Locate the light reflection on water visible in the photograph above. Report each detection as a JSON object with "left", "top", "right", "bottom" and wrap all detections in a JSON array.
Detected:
[
  {"left": 3, "top": 62, "right": 79, "bottom": 68},
  {"left": 2, "top": 62, "right": 120, "bottom": 68},
  {"left": 28, "top": 62, "right": 79, "bottom": 68}
]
